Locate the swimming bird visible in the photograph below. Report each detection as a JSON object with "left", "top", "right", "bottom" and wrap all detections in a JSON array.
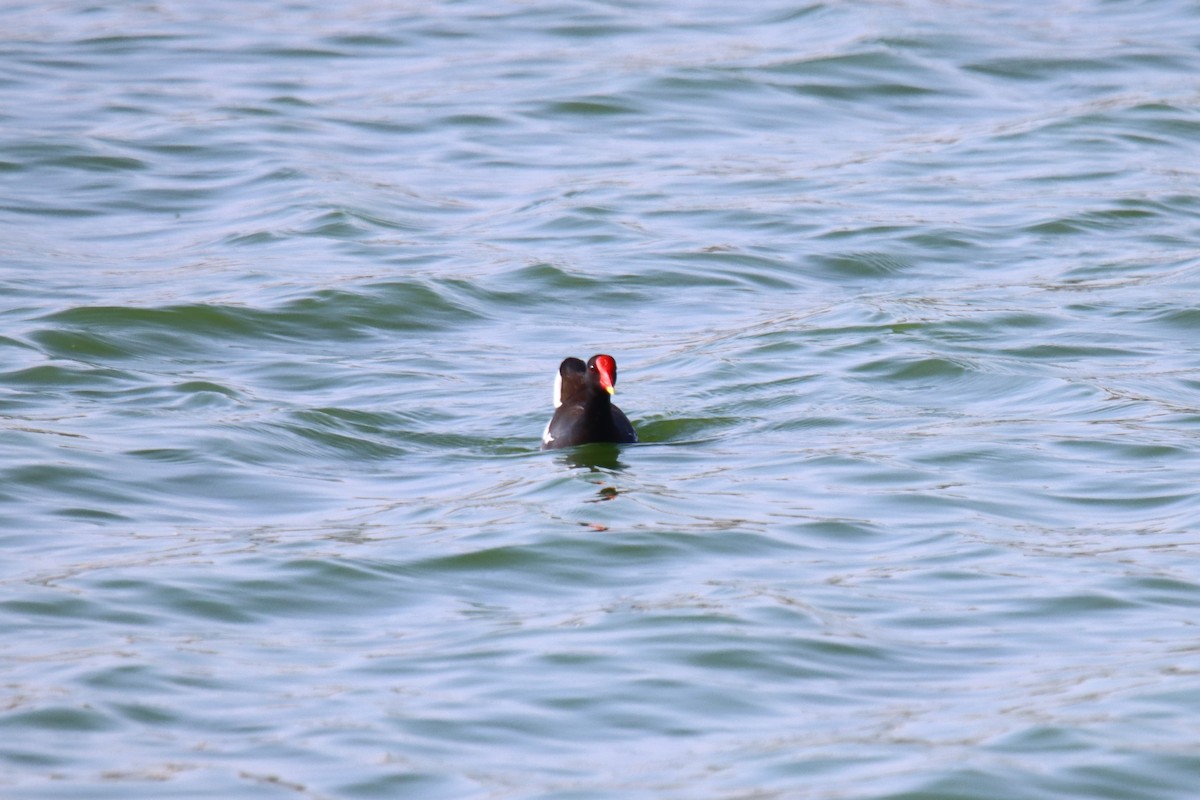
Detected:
[{"left": 541, "top": 354, "right": 637, "bottom": 449}]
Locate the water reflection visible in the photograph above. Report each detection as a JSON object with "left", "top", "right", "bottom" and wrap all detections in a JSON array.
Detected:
[{"left": 555, "top": 442, "right": 630, "bottom": 472}]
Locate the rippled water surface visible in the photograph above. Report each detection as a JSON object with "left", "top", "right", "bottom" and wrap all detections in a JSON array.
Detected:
[{"left": 5, "top": 1, "right": 1200, "bottom": 797}]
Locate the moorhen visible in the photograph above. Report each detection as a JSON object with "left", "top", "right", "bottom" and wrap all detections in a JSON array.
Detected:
[{"left": 541, "top": 354, "right": 637, "bottom": 449}]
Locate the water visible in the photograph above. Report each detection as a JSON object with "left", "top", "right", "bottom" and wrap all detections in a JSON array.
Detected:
[{"left": 4, "top": 1, "right": 1200, "bottom": 797}]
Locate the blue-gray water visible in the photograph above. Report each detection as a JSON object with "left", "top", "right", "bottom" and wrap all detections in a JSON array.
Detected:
[{"left": 4, "top": 1, "right": 1200, "bottom": 798}]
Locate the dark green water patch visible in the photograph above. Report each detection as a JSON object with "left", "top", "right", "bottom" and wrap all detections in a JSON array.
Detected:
[
  {"left": 276, "top": 412, "right": 408, "bottom": 461},
  {"left": 52, "top": 154, "right": 148, "bottom": 172},
  {"left": 1126, "top": 576, "right": 1200, "bottom": 609},
  {"left": 3, "top": 462, "right": 141, "bottom": 507},
  {"left": 155, "top": 583, "right": 261, "bottom": 624},
  {"left": 1006, "top": 591, "right": 1142, "bottom": 619},
  {"left": 0, "top": 706, "right": 117, "bottom": 733},
  {"left": 965, "top": 56, "right": 1120, "bottom": 82},
  {"left": 28, "top": 328, "right": 148, "bottom": 360},
  {"left": 55, "top": 507, "right": 131, "bottom": 523},
  {"left": 1001, "top": 343, "right": 1145, "bottom": 361},
  {"left": 111, "top": 703, "right": 176, "bottom": 727},
  {"left": 286, "top": 283, "right": 487, "bottom": 333},
  {"left": 809, "top": 251, "right": 914, "bottom": 278},
  {"left": 34, "top": 285, "right": 484, "bottom": 358},
  {"left": 852, "top": 355, "right": 973, "bottom": 382},
  {"left": 539, "top": 96, "right": 642, "bottom": 117},
  {"left": 2, "top": 363, "right": 136, "bottom": 390},
  {"left": 40, "top": 303, "right": 265, "bottom": 341},
  {"left": 635, "top": 416, "right": 740, "bottom": 444},
  {"left": 323, "top": 33, "right": 407, "bottom": 48}
]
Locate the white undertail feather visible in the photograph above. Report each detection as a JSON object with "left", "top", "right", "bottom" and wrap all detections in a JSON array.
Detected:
[{"left": 552, "top": 371, "right": 564, "bottom": 409}]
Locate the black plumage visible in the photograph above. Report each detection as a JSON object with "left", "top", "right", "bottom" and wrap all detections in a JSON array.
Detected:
[{"left": 541, "top": 354, "right": 637, "bottom": 449}]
